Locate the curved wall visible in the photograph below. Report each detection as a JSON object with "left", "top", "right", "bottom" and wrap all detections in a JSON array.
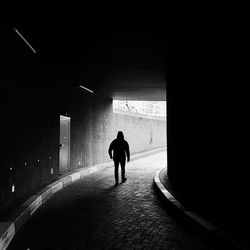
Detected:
[{"left": 0, "top": 71, "right": 166, "bottom": 209}]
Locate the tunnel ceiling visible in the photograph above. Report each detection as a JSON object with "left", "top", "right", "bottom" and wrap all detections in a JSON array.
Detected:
[{"left": 1, "top": 2, "right": 171, "bottom": 100}]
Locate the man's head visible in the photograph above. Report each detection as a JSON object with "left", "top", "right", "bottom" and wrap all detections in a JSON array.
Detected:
[{"left": 117, "top": 131, "right": 124, "bottom": 140}]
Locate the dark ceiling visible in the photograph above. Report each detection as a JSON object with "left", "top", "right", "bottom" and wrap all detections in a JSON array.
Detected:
[{"left": 1, "top": 2, "right": 172, "bottom": 100}]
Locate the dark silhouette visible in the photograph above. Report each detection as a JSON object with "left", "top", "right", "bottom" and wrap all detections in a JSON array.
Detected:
[{"left": 108, "top": 131, "right": 130, "bottom": 186}]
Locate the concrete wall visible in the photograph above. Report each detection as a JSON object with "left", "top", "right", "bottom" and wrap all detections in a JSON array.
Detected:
[
  {"left": 167, "top": 13, "right": 249, "bottom": 226},
  {"left": 111, "top": 113, "right": 166, "bottom": 154},
  {"left": 70, "top": 102, "right": 166, "bottom": 171},
  {"left": 0, "top": 67, "right": 166, "bottom": 208}
]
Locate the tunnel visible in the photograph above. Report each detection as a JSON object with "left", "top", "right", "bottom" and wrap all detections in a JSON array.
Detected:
[{"left": 1, "top": 2, "right": 249, "bottom": 250}]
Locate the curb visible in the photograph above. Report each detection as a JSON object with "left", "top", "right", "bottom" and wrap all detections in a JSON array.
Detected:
[
  {"left": 153, "top": 168, "right": 247, "bottom": 250},
  {"left": 0, "top": 147, "right": 166, "bottom": 250}
]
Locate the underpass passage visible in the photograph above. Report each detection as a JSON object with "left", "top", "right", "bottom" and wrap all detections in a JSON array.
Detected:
[{"left": 8, "top": 152, "right": 214, "bottom": 250}]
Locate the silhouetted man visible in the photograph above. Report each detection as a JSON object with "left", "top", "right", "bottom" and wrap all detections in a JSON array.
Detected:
[{"left": 108, "top": 131, "right": 130, "bottom": 186}]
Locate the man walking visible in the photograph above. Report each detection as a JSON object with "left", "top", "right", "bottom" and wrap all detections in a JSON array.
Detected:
[{"left": 108, "top": 131, "right": 130, "bottom": 186}]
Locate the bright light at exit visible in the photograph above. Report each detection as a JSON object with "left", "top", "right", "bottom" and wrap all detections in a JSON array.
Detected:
[{"left": 113, "top": 100, "right": 166, "bottom": 118}]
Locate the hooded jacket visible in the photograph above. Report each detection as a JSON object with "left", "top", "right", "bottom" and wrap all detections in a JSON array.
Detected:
[{"left": 108, "top": 131, "right": 130, "bottom": 161}]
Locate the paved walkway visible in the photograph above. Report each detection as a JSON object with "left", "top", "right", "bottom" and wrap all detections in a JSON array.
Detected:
[{"left": 8, "top": 152, "right": 214, "bottom": 250}]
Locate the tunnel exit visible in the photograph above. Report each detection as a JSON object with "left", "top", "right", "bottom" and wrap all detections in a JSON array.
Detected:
[{"left": 112, "top": 100, "right": 167, "bottom": 154}]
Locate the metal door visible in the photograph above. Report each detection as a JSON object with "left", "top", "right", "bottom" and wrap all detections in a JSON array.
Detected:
[{"left": 59, "top": 115, "right": 70, "bottom": 173}]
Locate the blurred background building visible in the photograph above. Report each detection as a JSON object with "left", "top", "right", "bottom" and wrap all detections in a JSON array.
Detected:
[{"left": 113, "top": 100, "right": 166, "bottom": 118}]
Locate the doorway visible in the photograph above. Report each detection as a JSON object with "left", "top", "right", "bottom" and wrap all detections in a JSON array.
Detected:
[{"left": 59, "top": 115, "right": 71, "bottom": 174}]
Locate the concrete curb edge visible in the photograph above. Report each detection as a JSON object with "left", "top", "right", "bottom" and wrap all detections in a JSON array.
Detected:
[
  {"left": 0, "top": 146, "right": 166, "bottom": 250},
  {"left": 153, "top": 168, "right": 247, "bottom": 250}
]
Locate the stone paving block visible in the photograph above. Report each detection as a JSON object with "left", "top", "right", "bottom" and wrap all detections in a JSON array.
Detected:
[
  {"left": 21, "top": 195, "right": 42, "bottom": 216},
  {"left": 51, "top": 181, "right": 63, "bottom": 193},
  {"left": 40, "top": 187, "right": 53, "bottom": 203},
  {"left": 22, "top": 195, "right": 39, "bottom": 208},
  {"left": 88, "top": 166, "right": 98, "bottom": 174},
  {"left": 14, "top": 206, "right": 30, "bottom": 233},
  {"left": 184, "top": 211, "right": 218, "bottom": 231},
  {"left": 0, "top": 222, "right": 15, "bottom": 250},
  {"left": 70, "top": 172, "right": 81, "bottom": 182},
  {"left": 170, "top": 199, "right": 186, "bottom": 211},
  {"left": 79, "top": 169, "right": 89, "bottom": 178},
  {"left": 61, "top": 175, "right": 72, "bottom": 187},
  {"left": 29, "top": 196, "right": 42, "bottom": 215},
  {"left": 36, "top": 186, "right": 52, "bottom": 204}
]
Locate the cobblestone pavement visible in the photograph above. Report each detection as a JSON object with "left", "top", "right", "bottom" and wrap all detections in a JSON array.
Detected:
[{"left": 8, "top": 152, "right": 215, "bottom": 250}]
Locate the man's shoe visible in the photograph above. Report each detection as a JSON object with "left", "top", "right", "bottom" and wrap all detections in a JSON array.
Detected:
[
  {"left": 114, "top": 182, "right": 119, "bottom": 186},
  {"left": 122, "top": 178, "right": 127, "bottom": 183}
]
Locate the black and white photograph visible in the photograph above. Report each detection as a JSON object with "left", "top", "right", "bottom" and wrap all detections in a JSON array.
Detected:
[{"left": 0, "top": 2, "right": 249, "bottom": 250}]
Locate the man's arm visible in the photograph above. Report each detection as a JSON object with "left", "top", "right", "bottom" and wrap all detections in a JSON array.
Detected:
[
  {"left": 108, "top": 141, "right": 114, "bottom": 159},
  {"left": 125, "top": 141, "right": 130, "bottom": 162}
]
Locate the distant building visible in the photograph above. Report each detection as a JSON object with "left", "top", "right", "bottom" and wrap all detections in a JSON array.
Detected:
[{"left": 113, "top": 100, "right": 166, "bottom": 117}]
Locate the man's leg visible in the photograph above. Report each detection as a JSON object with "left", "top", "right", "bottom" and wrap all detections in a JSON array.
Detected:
[
  {"left": 121, "top": 160, "right": 127, "bottom": 182},
  {"left": 114, "top": 161, "right": 119, "bottom": 185}
]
